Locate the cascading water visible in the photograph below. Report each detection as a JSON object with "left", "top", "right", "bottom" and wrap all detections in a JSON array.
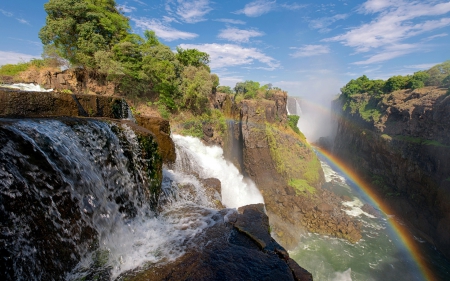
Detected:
[
  {"left": 0, "top": 119, "right": 261, "bottom": 280},
  {"left": 1, "top": 83, "right": 53, "bottom": 92},
  {"left": 170, "top": 135, "right": 264, "bottom": 208}
]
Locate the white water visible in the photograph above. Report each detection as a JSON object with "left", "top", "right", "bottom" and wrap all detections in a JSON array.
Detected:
[
  {"left": 2, "top": 83, "right": 53, "bottom": 92},
  {"left": 171, "top": 134, "right": 264, "bottom": 208},
  {"left": 74, "top": 133, "right": 265, "bottom": 279}
]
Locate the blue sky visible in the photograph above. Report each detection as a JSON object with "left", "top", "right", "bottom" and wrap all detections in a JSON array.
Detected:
[{"left": 1, "top": 0, "right": 449, "bottom": 100}]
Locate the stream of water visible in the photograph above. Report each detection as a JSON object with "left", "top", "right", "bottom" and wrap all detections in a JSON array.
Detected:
[{"left": 291, "top": 155, "right": 450, "bottom": 281}]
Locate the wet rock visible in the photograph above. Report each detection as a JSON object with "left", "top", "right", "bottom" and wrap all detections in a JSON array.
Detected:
[
  {"left": 361, "top": 204, "right": 380, "bottom": 217},
  {"left": 122, "top": 206, "right": 313, "bottom": 281}
]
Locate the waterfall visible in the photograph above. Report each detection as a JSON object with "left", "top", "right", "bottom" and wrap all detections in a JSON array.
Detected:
[
  {"left": 287, "top": 96, "right": 303, "bottom": 117},
  {"left": 171, "top": 134, "right": 264, "bottom": 209},
  {"left": 0, "top": 119, "right": 224, "bottom": 280}
]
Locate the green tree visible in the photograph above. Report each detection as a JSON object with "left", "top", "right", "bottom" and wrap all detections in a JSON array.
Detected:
[
  {"left": 180, "top": 66, "right": 213, "bottom": 114},
  {"left": 217, "top": 86, "right": 234, "bottom": 94},
  {"left": 383, "top": 75, "right": 409, "bottom": 93},
  {"left": 142, "top": 44, "right": 181, "bottom": 110},
  {"left": 39, "top": 0, "right": 130, "bottom": 67},
  {"left": 211, "top": 73, "right": 219, "bottom": 93},
  {"left": 176, "top": 47, "right": 210, "bottom": 69},
  {"left": 407, "top": 71, "right": 429, "bottom": 89},
  {"left": 426, "top": 61, "right": 450, "bottom": 87}
]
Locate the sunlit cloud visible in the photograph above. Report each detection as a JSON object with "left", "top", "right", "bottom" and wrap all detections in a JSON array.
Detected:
[
  {"left": 309, "top": 14, "right": 348, "bottom": 33},
  {"left": 235, "top": 0, "right": 276, "bottom": 17},
  {"left": 326, "top": 0, "right": 450, "bottom": 53},
  {"left": 214, "top": 18, "right": 246, "bottom": 25},
  {"left": 166, "top": 0, "right": 213, "bottom": 23},
  {"left": 178, "top": 43, "right": 280, "bottom": 69},
  {"left": 16, "top": 18, "right": 30, "bottom": 25},
  {"left": 0, "top": 9, "right": 13, "bottom": 17},
  {"left": 0, "top": 51, "right": 39, "bottom": 66},
  {"left": 132, "top": 17, "right": 198, "bottom": 41},
  {"left": 218, "top": 27, "right": 264, "bottom": 43},
  {"left": 118, "top": 4, "right": 136, "bottom": 13},
  {"left": 290, "top": 45, "right": 330, "bottom": 57},
  {"left": 404, "top": 63, "right": 439, "bottom": 69}
]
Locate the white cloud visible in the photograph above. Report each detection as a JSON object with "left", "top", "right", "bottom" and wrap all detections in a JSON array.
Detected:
[
  {"left": 290, "top": 45, "right": 330, "bottom": 57},
  {"left": 352, "top": 44, "right": 417, "bottom": 65},
  {"left": 167, "top": 0, "right": 212, "bottom": 23},
  {"left": 132, "top": 0, "right": 147, "bottom": 5},
  {"left": 326, "top": 0, "right": 450, "bottom": 53},
  {"left": 217, "top": 27, "right": 264, "bottom": 43},
  {"left": 214, "top": 18, "right": 246, "bottom": 25},
  {"left": 0, "top": 51, "right": 40, "bottom": 66},
  {"left": 309, "top": 14, "right": 348, "bottom": 33},
  {"left": 235, "top": 0, "right": 276, "bottom": 17},
  {"left": 280, "top": 3, "right": 306, "bottom": 10},
  {"left": 358, "top": 0, "right": 396, "bottom": 14},
  {"left": 404, "top": 63, "right": 439, "bottom": 69},
  {"left": 132, "top": 18, "right": 198, "bottom": 41},
  {"left": 16, "top": 18, "right": 30, "bottom": 25},
  {"left": 423, "top": 33, "right": 448, "bottom": 41},
  {"left": 118, "top": 4, "right": 136, "bottom": 13},
  {"left": 178, "top": 43, "right": 280, "bottom": 69},
  {"left": 0, "top": 9, "right": 13, "bottom": 17}
]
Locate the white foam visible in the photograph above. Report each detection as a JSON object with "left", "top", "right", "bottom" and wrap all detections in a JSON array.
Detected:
[
  {"left": 2, "top": 83, "right": 53, "bottom": 92},
  {"left": 331, "top": 268, "right": 352, "bottom": 281},
  {"left": 172, "top": 134, "right": 264, "bottom": 208},
  {"left": 342, "top": 198, "right": 376, "bottom": 218},
  {"left": 320, "top": 160, "right": 347, "bottom": 184}
]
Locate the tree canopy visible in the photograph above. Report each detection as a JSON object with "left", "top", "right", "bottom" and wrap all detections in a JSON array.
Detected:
[{"left": 39, "top": 0, "right": 130, "bottom": 67}]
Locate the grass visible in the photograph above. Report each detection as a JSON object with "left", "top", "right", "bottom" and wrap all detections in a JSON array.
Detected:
[
  {"left": 394, "top": 135, "right": 449, "bottom": 147},
  {"left": 265, "top": 123, "right": 321, "bottom": 196},
  {"left": 172, "top": 109, "right": 227, "bottom": 139},
  {"left": 288, "top": 179, "right": 315, "bottom": 195}
]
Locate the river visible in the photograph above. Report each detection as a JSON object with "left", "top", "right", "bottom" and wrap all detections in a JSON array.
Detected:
[{"left": 291, "top": 154, "right": 450, "bottom": 281}]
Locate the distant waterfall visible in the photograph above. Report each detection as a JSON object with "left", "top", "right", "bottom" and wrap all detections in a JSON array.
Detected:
[{"left": 287, "top": 96, "right": 303, "bottom": 116}]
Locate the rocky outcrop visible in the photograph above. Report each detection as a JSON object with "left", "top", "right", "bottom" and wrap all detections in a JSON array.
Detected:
[
  {"left": 333, "top": 87, "right": 450, "bottom": 259},
  {"left": 0, "top": 117, "right": 162, "bottom": 280},
  {"left": 18, "top": 68, "right": 116, "bottom": 95},
  {"left": 213, "top": 92, "right": 361, "bottom": 249},
  {"left": 0, "top": 88, "right": 176, "bottom": 164},
  {"left": 121, "top": 204, "right": 313, "bottom": 281}
]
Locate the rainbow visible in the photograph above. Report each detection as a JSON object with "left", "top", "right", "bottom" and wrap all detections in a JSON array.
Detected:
[{"left": 314, "top": 147, "right": 437, "bottom": 281}]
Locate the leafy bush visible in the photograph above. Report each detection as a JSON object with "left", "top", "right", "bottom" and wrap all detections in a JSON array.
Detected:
[{"left": 287, "top": 115, "right": 300, "bottom": 134}]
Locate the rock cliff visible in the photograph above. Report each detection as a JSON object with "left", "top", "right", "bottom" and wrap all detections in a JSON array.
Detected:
[
  {"left": 333, "top": 86, "right": 450, "bottom": 259},
  {"left": 213, "top": 92, "right": 362, "bottom": 249}
]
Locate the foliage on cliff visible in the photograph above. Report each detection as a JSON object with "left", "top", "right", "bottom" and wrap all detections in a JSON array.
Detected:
[
  {"left": 339, "top": 61, "right": 450, "bottom": 123},
  {"left": 265, "top": 123, "right": 321, "bottom": 196}
]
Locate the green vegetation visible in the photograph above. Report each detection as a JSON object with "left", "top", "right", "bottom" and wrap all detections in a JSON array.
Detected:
[
  {"left": 339, "top": 61, "right": 450, "bottom": 123},
  {"left": 287, "top": 115, "right": 301, "bottom": 135},
  {"left": 266, "top": 123, "right": 320, "bottom": 196},
  {"left": 288, "top": 179, "right": 315, "bottom": 194},
  {"left": 394, "top": 135, "right": 449, "bottom": 147},
  {"left": 341, "top": 61, "right": 450, "bottom": 100},
  {"left": 173, "top": 109, "right": 227, "bottom": 139}
]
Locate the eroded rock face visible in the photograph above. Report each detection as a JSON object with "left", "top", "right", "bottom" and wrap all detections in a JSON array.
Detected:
[
  {"left": 0, "top": 89, "right": 176, "bottom": 165},
  {"left": 121, "top": 204, "right": 313, "bottom": 281},
  {"left": 18, "top": 68, "right": 116, "bottom": 96},
  {"left": 333, "top": 87, "right": 450, "bottom": 259},
  {"left": 213, "top": 92, "right": 361, "bottom": 249},
  {"left": 135, "top": 115, "right": 176, "bottom": 164}
]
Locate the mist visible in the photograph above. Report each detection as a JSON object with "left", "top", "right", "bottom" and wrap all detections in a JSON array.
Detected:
[{"left": 277, "top": 75, "right": 343, "bottom": 143}]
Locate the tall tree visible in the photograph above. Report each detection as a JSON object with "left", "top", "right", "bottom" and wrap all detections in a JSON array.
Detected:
[{"left": 39, "top": 0, "right": 130, "bottom": 67}]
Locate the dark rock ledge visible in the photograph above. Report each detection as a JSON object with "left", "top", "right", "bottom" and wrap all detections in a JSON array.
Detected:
[{"left": 122, "top": 204, "right": 313, "bottom": 281}]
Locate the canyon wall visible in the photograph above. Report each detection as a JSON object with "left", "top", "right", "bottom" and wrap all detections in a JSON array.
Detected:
[
  {"left": 333, "top": 87, "right": 450, "bottom": 259},
  {"left": 213, "top": 92, "right": 362, "bottom": 249}
]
